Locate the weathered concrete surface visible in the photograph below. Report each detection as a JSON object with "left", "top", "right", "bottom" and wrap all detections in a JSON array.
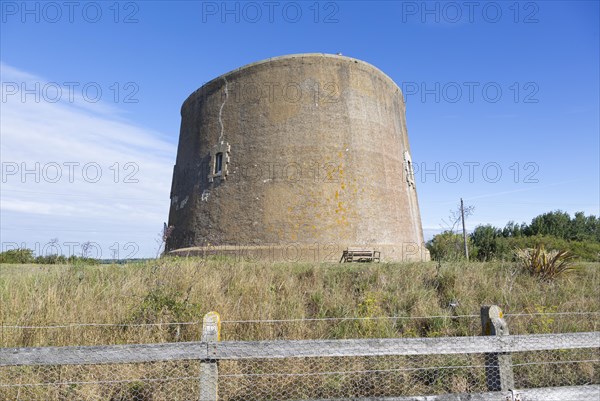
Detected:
[{"left": 167, "top": 53, "right": 429, "bottom": 261}]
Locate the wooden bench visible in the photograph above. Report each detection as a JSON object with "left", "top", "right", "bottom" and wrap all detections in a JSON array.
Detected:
[{"left": 339, "top": 248, "right": 381, "bottom": 263}]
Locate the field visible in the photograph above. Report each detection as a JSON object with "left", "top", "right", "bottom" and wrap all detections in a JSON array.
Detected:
[
  {"left": 2, "top": 258, "right": 599, "bottom": 400},
  {"left": 2, "top": 258, "right": 599, "bottom": 347}
]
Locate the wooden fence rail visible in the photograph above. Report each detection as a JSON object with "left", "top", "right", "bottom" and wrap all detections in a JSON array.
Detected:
[
  {"left": 2, "top": 331, "right": 597, "bottom": 366},
  {"left": 306, "top": 385, "right": 600, "bottom": 401},
  {"left": 1, "top": 306, "right": 599, "bottom": 401}
]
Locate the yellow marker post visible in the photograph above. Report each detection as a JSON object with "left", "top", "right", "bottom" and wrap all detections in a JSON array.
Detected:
[{"left": 480, "top": 305, "right": 514, "bottom": 392}]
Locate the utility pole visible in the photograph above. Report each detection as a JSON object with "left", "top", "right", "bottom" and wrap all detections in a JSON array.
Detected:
[{"left": 461, "top": 198, "right": 469, "bottom": 261}]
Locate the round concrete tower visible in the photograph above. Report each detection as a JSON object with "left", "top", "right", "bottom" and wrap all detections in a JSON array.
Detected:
[{"left": 167, "top": 53, "right": 428, "bottom": 261}]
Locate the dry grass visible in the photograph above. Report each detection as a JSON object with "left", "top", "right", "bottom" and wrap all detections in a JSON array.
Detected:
[
  {"left": 1, "top": 258, "right": 598, "bottom": 400},
  {"left": 1, "top": 258, "right": 598, "bottom": 346}
]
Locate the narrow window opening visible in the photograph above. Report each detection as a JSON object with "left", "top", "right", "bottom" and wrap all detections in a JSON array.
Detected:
[
  {"left": 403, "top": 151, "right": 415, "bottom": 188},
  {"left": 214, "top": 152, "right": 223, "bottom": 174},
  {"left": 208, "top": 142, "right": 230, "bottom": 183}
]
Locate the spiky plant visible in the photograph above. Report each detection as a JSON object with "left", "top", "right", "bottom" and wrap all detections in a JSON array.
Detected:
[{"left": 515, "top": 244, "right": 578, "bottom": 281}]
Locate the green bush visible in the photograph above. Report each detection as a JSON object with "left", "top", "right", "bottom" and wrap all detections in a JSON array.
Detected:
[
  {"left": 426, "top": 231, "right": 471, "bottom": 261},
  {"left": 497, "top": 236, "right": 599, "bottom": 262},
  {"left": 0, "top": 248, "right": 34, "bottom": 263},
  {"left": 35, "top": 254, "right": 67, "bottom": 264},
  {"left": 470, "top": 225, "right": 501, "bottom": 261},
  {"left": 0, "top": 248, "right": 100, "bottom": 265},
  {"left": 463, "top": 211, "right": 600, "bottom": 262}
]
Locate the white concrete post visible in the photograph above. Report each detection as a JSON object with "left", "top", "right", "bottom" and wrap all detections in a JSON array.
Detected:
[{"left": 200, "top": 311, "right": 220, "bottom": 401}]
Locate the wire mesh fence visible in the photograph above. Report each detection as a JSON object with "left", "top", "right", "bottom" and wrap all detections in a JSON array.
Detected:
[
  {"left": 2, "top": 311, "right": 599, "bottom": 347},
  {"left": 1, "top": 338, "right": 598, "bottom": 400},
  {"left": 0, "top": 321, "right": 204, "bottom": 348},
  {"left": 1, "top": 361, "right": 200, "bottom": 401},
  {"left": 1, "top": 308, "right": 599, "bottom": 401},
  {"left": 217, "top": 350, "right": 600, "bottom": 400}
]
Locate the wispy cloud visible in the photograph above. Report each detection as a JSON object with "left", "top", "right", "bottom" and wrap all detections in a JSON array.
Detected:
[{"left": 1, "top": 63, "right": 176, "bottom": 258}]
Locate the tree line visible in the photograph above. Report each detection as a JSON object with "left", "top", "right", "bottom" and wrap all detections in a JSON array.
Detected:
[
  {"left": 0, "top": 248, "right": 99, "bottom": 264},
  {"left": 427, "top": 210, "right": 600, "bottom": 262}
]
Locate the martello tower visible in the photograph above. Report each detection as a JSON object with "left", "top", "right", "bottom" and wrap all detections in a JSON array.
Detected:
[{"left": 166, "top": 53, "right": 428, "bottom": 261}]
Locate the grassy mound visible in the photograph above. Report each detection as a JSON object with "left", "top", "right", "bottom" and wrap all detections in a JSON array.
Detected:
[{"left": 1, "top": 258, "right": 598, "bottom": 347}]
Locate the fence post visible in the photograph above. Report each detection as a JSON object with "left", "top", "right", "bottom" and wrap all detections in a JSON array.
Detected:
[
  {"left": 481, "top": 305, "right": 515, "bottom": 392},
  {"left": 200, "top": 311, "right": 221, "bottom": 401}
]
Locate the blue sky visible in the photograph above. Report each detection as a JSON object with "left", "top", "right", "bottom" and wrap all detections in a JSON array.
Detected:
[{"left": 1, "top": 1, "right": 598, "bottom": 258}]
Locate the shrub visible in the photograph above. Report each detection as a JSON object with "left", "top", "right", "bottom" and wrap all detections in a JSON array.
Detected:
[
  {"left": 35, "top": 254, "right": 67, "bottom": 264},
  {"left": 515, "top": 244, "right": 578, "bottom": 281},
  {"left": 0, "top": 249, "right": 99, "bottom": 265},
  {"left": 426, "top": 231, "right": 470, "bottom": 261},
  {"left": 498, "top": 235, "right": 599, "bottom": 262},
  {"left": 127, "top": 288, "right": 201, "bottom": 341},
  {"left": 471, "top": 225, "right": 501, "bottom": 261},
  {"left": 0, "top": 248, "right": 34, "bottom": 263}
]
